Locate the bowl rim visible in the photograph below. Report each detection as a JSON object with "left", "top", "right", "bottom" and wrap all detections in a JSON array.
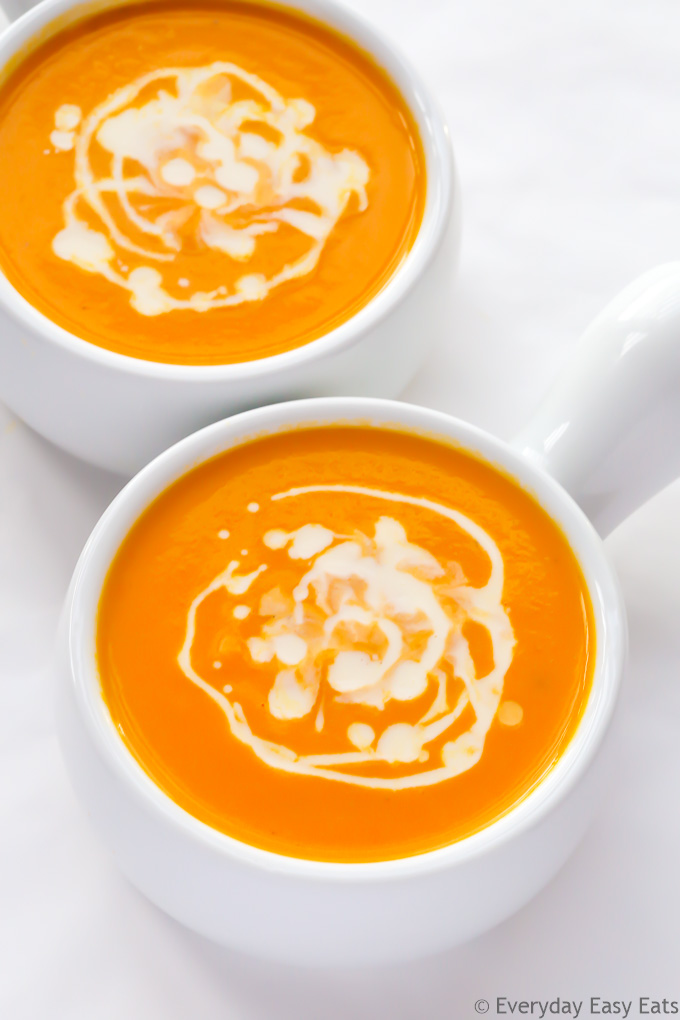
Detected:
[
  {"left": 66, "top": 396, "right": 627, "bottom": 882},
  {"left": 0, "top": 0, "right": 454, "bottom": 379}
]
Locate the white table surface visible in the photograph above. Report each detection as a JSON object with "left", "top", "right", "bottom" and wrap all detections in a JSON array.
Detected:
[{"left": 2, "top": 0, "right": 680, "bottom": 1016}]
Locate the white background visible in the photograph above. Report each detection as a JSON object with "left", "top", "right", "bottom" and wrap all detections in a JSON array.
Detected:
[{"left": 2, "top": 0, "right": 680, "bottom": 1016}]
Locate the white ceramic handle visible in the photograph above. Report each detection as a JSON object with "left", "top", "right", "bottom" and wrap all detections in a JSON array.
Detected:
[{"left": 514, "top": 263, "right": 680, "bottom": 537}]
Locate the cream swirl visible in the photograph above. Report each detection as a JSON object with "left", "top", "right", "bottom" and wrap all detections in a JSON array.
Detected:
[
  {"left": 48, "top": 63, "right": 370, "bottom": 315},
  {"left": 177, "top": 486, "right": 518, "bottom": 790}
]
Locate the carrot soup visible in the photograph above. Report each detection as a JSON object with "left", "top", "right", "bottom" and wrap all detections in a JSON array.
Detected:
[
  {"left": 97, "top": 427, "right": 595, "bottom": 863},
  {"left": 0, "top": 1, "right": 425, "bottom": 364}
]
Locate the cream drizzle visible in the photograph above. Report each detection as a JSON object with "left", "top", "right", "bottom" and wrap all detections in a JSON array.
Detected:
[
  {"left": 47, "top": 64, "right": 370, "bottom": 316},
  {"left": 177, "top": 486, "right": 517, "bottom": 790}
]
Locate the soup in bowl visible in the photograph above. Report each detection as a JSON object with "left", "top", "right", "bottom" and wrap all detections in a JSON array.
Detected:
[
  {"left": 0, "top": 0, "right": 425, "bottom": 365},
  {"left": 96, "top": 422, "right": 595, "bottom": 864},
  {"left": 56, "top": 263, "right": 680, "bottom": 963},
  {"left": 56, "top": 393, "right": 622, "bottom": 964},
  {"left": 0, "top": 0, "right": 456, "bottom": 471}
]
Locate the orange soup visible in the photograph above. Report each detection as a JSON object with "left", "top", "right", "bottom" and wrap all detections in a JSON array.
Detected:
[
  {"left": 97, "top": 427, "right": 595, "bottom": 863},
  {"left": 0, "top": 2, "right": 425, "bottom": 365}
]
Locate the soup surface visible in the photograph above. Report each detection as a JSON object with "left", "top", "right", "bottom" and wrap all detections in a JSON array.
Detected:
[
  {"left": 97, "top": 427, "right": 595, "bottom": 863},
  {"left": 0, "top": 2, "right": 424, "bottom": 364}
]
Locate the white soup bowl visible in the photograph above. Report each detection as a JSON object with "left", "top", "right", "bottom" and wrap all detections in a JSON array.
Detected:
[
  {"left": 56, "top": 265, "right": 680, "bottom": 964},
  {"left": 0, "top": 0, "right": 458, "bottom": 473}
]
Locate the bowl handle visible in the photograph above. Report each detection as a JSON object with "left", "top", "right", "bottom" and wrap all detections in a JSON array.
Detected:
[{"left": 513, "top": 263, "right": 680, "bottom": 537}]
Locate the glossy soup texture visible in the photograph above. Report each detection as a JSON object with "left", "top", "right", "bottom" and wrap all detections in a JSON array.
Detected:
[
  {"left": 0, "top": 1, "right": 425, "bottom": 364},
  {"left": 97, "top": 427, "right": 595, "bottom": 863}
]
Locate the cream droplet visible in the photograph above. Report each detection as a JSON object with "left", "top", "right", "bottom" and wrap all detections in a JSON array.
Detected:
[
  {"left": 264, "top": 529, "right": 287, "bottom": 549},
  {"left": 54, "top": 104, "right": 81, "bottom": 130},
  {"left": 273, "top": 633, "right": 307, "bottom": 666},
  {"left": 498, "top": 701, "right": 523, "bottom": 727},
  {"left": 194, "top": 184, "right": 227, "bottom": 209},
  {"left": 233, "top": 605, "right": 251, "bottom": 620},
  {"left": 218, "top": 529, "right": 230, "bottom": 540},
  {"left": 248, "top": 637, "right": 274, "bottom": 663},
  {"left": 161, "top": 157, "right": 196, "bottom": 187},
  {"left": 213, "top": 661, "right": 222, "bottom": 669},
  {"left": 268, "top": 669, "right": 316, "bottom": 720},
  {"left": 347, "top": 722, "right": 375, "bottom": 750},
  {"left": 247, "top": 502, "right": 260, "bottom": 513},
  {"left": 50, "top": 130, "right": 75, "bottom": 151},
  {"left": 287, "top": 524, "right": 334, "bottom": 560},
  {"left": 388, "top": 660, "right": 429, "bottom": 701},
  {"left": 376, "top": 723, "right": 423, "bottom": 764},
  {"left": 235, "top": 273, "right": 267, "bottom": 299}
]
